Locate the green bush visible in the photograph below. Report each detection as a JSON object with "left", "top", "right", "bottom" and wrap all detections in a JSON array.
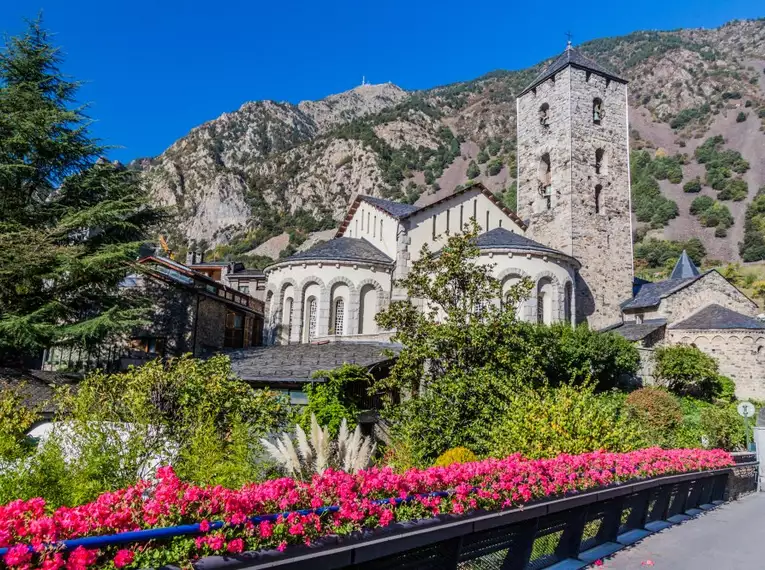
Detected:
[
  {"left": 0, "top": 384, "right": 40, "bottom": 461},
  {"left": 700, "top": 406, "right": 746, "bottom": 450},
  {"left": 670, "top": 104, "right": 711, "bottom": 129},
  {"left": 466, "top": 160, "right": 480, "bottom": 179},
  {"left": 0, "top": 356, "right": 291, "bottom": 507},
  {"left": 434, "top": 447, "right": 478, "bottom": 467},
  {"left": 718, "top": 178, "right": 748, "bottom": 201},
  {"left": 476, "top": 149, "right": 489, "bottom": 164},
  {"left": 303, "top": 364, "right": 372, "bottom": 435},
  {"left": 690, "top": 195, "right": 715, "bottom": 215},
  {"left": 683, "top": 178, "right": 702, "bottom": 193},
  {"left": 486, "top": 158, "right": 503, "bottom": 176},
  {"left": 698, "top": 202, "right": 733, "bottom": 229},
  {"left": 634, "top": 238, "right": 706, "bottom": 268},
  {"left": 649, "top": 155, "right": 684, "bottom": 184},
  {"left": 489, "top": 382, "right": 646, "bottom": 459},
  {"left": 654, "top": 345, "right": 722, "bottom": 401},
  {"left": 717, "top": 375, "right": 736, "bottom": 402},
  {"left": 715, "top": 226, "right": 728, "bottom": 238},
  {"left": 630, "top": 151, "right": 679, "bottom": 228},
  {"left": 740, "top": 188, "right": 765, "bottom": 261},
  {"left": 736, "top": 112, "right": 747, "bottom": 123},
  {"left": 624, "top": 387, "right": 682, "bottom": 447}
]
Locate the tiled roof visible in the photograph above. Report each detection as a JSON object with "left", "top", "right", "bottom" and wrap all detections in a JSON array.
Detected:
[
  {"left": 473, "top": 228, "right": 570, "bottom": 257},
  {"left": 226, "top": 342, "right": 402, "bottom": 382},
  {"left": 669, "top": 250, "right": 701, "bottom": 279},
  {"left": 229, "top": 269, "right": 266, "bottom": 278},
  {"left": 0, "top": 368, "right": 79, "bottom": 417},
  {"left": 670, "top": 304, "right": 765, "bottom": 331},
  {"left": 275, "top": 238, "right": 394, "bottom": 266},
  {"left": 622, "top": 274, "right": 704, "bottom": 311},
  {"left": 521, "top": 45, "right": 626, "bottom": 96},
  {"left": 358, "top": 195, "right": 420, "bottom": 219},
  {"left": 605, "top": 319, "right": 667, "bottom": 342}
]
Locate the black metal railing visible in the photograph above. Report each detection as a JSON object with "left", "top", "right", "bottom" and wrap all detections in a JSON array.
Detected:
[{"left": 195, "top": 462, "right": 757, "bottom": 570}]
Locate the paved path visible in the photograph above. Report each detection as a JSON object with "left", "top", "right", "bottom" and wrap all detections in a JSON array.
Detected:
[{"left": 602, "top": 492, "right": 765, "bottom": 569}]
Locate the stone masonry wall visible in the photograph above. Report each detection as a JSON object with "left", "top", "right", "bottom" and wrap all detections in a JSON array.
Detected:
[
  {"left": 195, "top": 296, "right": 228, "bottom": 353},
  {"left": 656, "top": 271, "right": 758, "bottom": 323},
  {"left": 517, "top": 64, "right": 633, "bottom": 329},
  {"left": 667, "top": 328, "right": 765, "bottom": 400}
]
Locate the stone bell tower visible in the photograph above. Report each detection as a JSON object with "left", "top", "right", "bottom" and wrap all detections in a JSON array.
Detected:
[{"left": 516, "top": 42, "right": 633, "bottom": 329}]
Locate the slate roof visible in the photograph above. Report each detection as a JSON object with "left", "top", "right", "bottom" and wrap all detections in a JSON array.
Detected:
[
  {"left": 622, "top": 274, "right": 705, "bottom": 311},
  {"left": 473, "top": 228, "right": 572, "bottom": 258},
  {"left": 669, "top": 250, "right": 701, "bottom": 279},
  {"left": 605, "top": 319, "right": 667, "bottom": 342},
  {"left": 226, "top": 342, "right": 402, "bottom": 383},
  {"left": 0, "top": 369, "right": 79, "bottom": 418},
  {"left": 521, "top": 45, "right": 626, "bottom": 96},
  {"left": 358, "top": 195, "right": 420, "bottom": 219},
  {"left": 670, "top": 304, "right": 765, "bottom": 331},
  {"left": 229, "top": 269, "right": 266, "bottom": 278},
  {"left": 274, "top": 237, "right": 393, "bottom": 266}
]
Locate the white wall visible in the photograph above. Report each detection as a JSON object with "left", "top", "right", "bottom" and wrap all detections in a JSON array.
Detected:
[
  {"left": 406, "top": 189, "right": 524, "bottom": 263},
  {"left": 344, "top": 202, "right": 398, "bottom": 260},
  {"left": 265, "top": 261, "right": 392, "bottom": 344},
  {"left": 475, "top": 251, "right": 577, "bottom": 323}
]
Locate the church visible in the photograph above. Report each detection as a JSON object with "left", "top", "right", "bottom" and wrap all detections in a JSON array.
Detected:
[{"left": 261, "top": 44, "right": 765, "bottom": 399}]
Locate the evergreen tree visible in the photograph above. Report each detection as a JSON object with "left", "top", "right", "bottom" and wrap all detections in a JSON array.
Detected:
[{"left": 0, "top": 19, "right": 164, "bottom": 363}]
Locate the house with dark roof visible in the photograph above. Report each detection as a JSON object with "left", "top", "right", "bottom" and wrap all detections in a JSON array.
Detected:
[{"left": 609, "top": 252, "right": 765, "bottom": 399}]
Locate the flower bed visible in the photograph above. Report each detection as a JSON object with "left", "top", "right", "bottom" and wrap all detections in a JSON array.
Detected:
[{"left": 0, "top": 448, "right": 732, "bottom": 570}]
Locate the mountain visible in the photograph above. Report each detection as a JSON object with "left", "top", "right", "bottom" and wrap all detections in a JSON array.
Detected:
[{"left": 136, "top": 19, "right": 765, "bottom": 266}]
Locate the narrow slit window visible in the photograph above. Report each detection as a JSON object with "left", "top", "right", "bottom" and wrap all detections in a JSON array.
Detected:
[
  {"left": 595, "top": 184, "right": 602, "bottom": 214},
  {"left": 373, "top": 215, "right": 377, "bottom": 237},
  {"left": 539, "top": 102, "right": 550, "bottom": 127},
  {"left": 485, "top": 210, "right": 490, "bottom": 232},
  {"left": 446, "top": 210, "right": 450, "bottom": 235},
  {"left": 460, "top": 204, "right": 464, "bottom": 230},
  {"left": 593, "top": 98, "right": 603, "bottom": 124},
  {"left": 379, "top": 218, "right": 383, "bottom": 237},
  {"left": 473, "top": 199, "right": 477, "bottom": 221},
  {"left": 432, "top": 215, "right": 436, "bottom": 240},
  {"left": 367, "top": 212, "right": 370, "bottom": 233},
  {"left": 360, "top": 210, "right": 364, "bottom": 231},
  {"left": 595, "top": 148, "right": 605, "bottom": 174}
]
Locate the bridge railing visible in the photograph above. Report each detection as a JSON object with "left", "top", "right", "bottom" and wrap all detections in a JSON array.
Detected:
[{"left": 196, "top": 461, "right": 757, "bottom": 570}]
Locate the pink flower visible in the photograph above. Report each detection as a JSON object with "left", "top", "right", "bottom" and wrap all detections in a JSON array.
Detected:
[
  {"left": 277, "top": 541, "right": 287, "bottom": 552},
  {"left": 226, "top": 539, "right": 244, "bottom": 554},
  {"left": 113, "top": 549, "right": 134, "bottom": 569},
  {"left": 207, "top": 535, "right": 224, "bottom": 551},
  {"left": 594, "top": 561, "right": 603, "bottom": 567},
  {"left": 4, "top": 544, "right": 31, "bottom": 567},
  {"left": 259, "top": 520, "right": 273, "bottom": 538},
  {"left": 199, "top": 520, "right": 210, "bottom": 532}
]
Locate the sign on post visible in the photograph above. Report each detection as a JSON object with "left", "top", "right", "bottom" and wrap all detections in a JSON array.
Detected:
[{"left": 738, "top": 401, "right": 755, "bottom": 418}]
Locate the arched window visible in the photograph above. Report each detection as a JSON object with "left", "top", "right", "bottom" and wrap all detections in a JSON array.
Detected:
[
  {"left": 283, "top": 297, "right": 293, "bottom": 344},
  {"left": 593, "top": 98, "right": 603, "bottom": 124},
  {"left": 333, "top": 298, "right": 345, "bottom": 336},
  {"left": 595, "top": 148, "right": 605, "bottom": 174},
  {"left": 537, "top": 278, "right": 554, "bottom": 325},
  {"left": 564, "top": 282, "right": 573, "bottom": 325},
  {"left": 358, "top": 285, "right": 378, "bottom": 334},
  {"left": 306, "top": 297, "right": 317, "bottom": 342},
  {"left": 595, "top": 184, "right": 602, "bottom": 214},
  {"left": 537, "top": 291, "right": 545, "bottom": 324},
  {"left": 539, "top": 102, "right": 550, "bottom": 127}
]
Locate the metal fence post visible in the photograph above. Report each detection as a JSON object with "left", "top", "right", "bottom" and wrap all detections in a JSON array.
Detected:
[{"left": 553, "top": 507, "right": 587, "bottom": 560}]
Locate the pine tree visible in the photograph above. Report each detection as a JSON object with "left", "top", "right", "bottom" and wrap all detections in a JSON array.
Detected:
[{"left": 0, "top": 19, "right": 164, "bottom": 363}]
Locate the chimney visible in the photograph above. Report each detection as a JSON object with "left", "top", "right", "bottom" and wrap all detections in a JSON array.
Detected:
[{"left": 185, "top": 251, "right": 196, "bottom": 265}]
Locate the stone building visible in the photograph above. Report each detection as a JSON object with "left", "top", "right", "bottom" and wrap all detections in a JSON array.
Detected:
[
  {"left": 609, "top": 252, "right": 765, "bottom": 400},
  {"left": 263, "top": 183, "right": 580, "bottom": 345},
  {"left": 516, "top": 43, "right": 633, "bottom": 330},
  {"left": 185, "top": 252, "right": 267, "bottom": 300}
]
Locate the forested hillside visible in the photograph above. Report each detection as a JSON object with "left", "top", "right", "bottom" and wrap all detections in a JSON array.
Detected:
[{"left": 135, "top": 19, "right": 765, "bottom": 267}]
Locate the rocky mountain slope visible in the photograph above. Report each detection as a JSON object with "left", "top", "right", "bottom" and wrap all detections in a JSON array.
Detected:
[{"left": 137, "top": 19, "right": 765, "bottom": 265}]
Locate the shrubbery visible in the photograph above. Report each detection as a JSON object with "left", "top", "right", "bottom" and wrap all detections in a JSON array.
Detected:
[
  {"left": 631, "top": 150, "right": 679, "bottom": 228},
  {"left": 434, "top": 447, "right": 478, "bottom": 467},
  {"left": 0, "top": 356, "right": 291, "bottom": 506},
  {"left": 683, "top": 178, "right": 702, "bottom": 193},
  {"left": 489, "top": 382, "right": 645, "bottom": 459},
  {"left": 654, "top": 345, "right": 726, "bottom": 401},
  {"left": 739, "top": 187, "right": 765, "bottom": 261},
  {"left": 634, "top": 238, "right": 706, "bottom": 268},
  {"left": 624, "top": 387, "right": 682, "bottom": 447}
]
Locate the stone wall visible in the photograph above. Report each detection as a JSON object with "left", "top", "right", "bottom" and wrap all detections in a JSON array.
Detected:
[
  {"left": 517, "top": 64, "right": 633, "bottom": 330},
  {"left": 656, "top": 271, "right": 758, "bottom": 322},
  {"left": 666, "top": 328, "right": 765, "bottom": 400},
  {"left": 194, "top": 296, "right": 228, "bottom": 353}
]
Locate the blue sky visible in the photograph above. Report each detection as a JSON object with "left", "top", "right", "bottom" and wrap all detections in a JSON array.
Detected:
[{"left": 2, "top": 0, "right": 762, "bottom": 162}]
